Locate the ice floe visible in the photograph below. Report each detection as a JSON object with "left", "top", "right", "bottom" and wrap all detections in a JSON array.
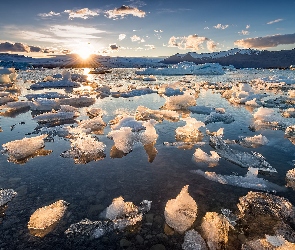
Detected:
[
  {"left": 0, "top": 189, "right": 17, "bottom": 206},
  {"left": 2, "top": 134, "right": 51, "bottom": 163},
  {"left": 135, "top": 105, "right": 179, "bottom": 122},
  {"left": 182, "top": 229, "right": 208, "bottom": 250},
  {"left": 164, "top": 185, "right": 197, "bottom": 233},
  {"left": 0, "top": 68, "right": 17, "bottom": 83},
  {"left": 242, "top": 235, "right": 295, "bottom": 250},
  {"left": 286, "top": 168, "right": 295, "bottom": 190},
  {"left": 175, "top": 117, "right": 205, "bottom": 142},
  {"left": 201, "top": 212, "right": 229, "bottom": 250},
  {"left": 237, "top": 134, "right": 269, "bottom": 148},
  {"left": 209, "top": 136, "right": 276, "bottom": 172},
  {"left": 29, "top": 98, "right": 60, "bottom": 111},
  {"left": 205, "top": 110, "right": 235, "bottom": 125},
  {"left": 28, "top": 200, "right": 69, "bottom": 237},
  {"left": 193, "top": 148, "right": 220, "bottom": 167},
  {"left": 162, "top": 93, "right": 196, "bottom": 110},
  {"left": 25, "top": 92, "right": 69, "bottom": 101},
  {"left": 193, "top": 167, "right": 285, "bottom": 192}
]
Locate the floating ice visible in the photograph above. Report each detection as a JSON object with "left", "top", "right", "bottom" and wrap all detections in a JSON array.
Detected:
[
  {"left": 76, "top": 116, "right": 106, "bottom": 135},
  {"left": 209, "top": 136, "right": 276, "bottom": 172},
  {"left": 188, "top": 106, "right": 215, "bottom": 115},
  {"left": 182, "top": 229, "right": 208, "bottom": 250},
  {"left": 0, "top": 68, "right": 17, "bottom": 83},
  {"left": 201, "top": 212, "right": 229, "bottom": 250},
  {"left": 135, "top": 105, "right": 179, "bottom": 122},
  {"left": 61, "top": 133, "right": 106, "bottom": 164},
  {"left": 237, "top": 134, "right": 269, "bottom": 148},
  {"left": 255, "top": 75, "right": 295, "bottom": 85},
  {"left": 2, "top": 134, "right": 51, "bottom": 163},
  {"left": 176, "top": 117, "right": 205, "bottom": 142},
  {"left": 0, "top": 95, "right": 18, "bottom": 106},
  {"left": 86, "top": 107, "right": 104, "bottom": 118},
  {"left": 0, "top": 189, "right": 17, "bottom": 206},
  {"left": 162, "top": 94, "right": 196, "bottom": 110},
  {"left": 282, "top": 108, "right": 295, "bottom": 118},
  {"left": 193, "top": 167, "right": 285, "bottom": 192},
  {"left": 111, "top": 116, "right": 145, "bottom": 132},
  {"left": 136, "top": 62, "right": 224, "bottom": 75},
  {"left": 164, "top": 185, "right": 197, "bottom": 233},
  {"left": 29, "top": 98, "right": 60, "bottom": 111},
  {"left": 286, "top": 168, "right": 295, "bottom": 190},
  {"left": 25, "top": 92, "right": 69, "bottom": 100},
  {"left": 65, "top": 199, "right": 151, "bottom": 239},
  {"left": 205, "top": 111, "right": 234, "bottom": 125},
  {"left": 193, "top": 148, "right": 220, "bottom": 167},
  {"left": 1, "top": 101, "right": 31, "bottom": 116},
  {"left": 242, "top": 235, "right": 295, "bottom": 249},
  {"left": 28, "top": 200, "right": 69, "bottom": 237},
  {"left": 59, "top": 96, "right": 96, "bottom": 107},
  {"left": 254, "top": 107, "right": 277, "bottom": 122}
]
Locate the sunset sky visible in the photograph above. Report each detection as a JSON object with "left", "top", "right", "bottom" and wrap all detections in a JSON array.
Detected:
[{"left": 0, "top": 0, "right": 294, "bottom": 57}]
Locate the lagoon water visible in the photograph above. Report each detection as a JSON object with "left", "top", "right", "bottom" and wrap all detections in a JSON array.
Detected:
[{"left": 1, "top": 68, "right": 295, "bottom": 249}]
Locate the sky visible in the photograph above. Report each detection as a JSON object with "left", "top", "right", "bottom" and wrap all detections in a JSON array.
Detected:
[{"left": 0, "top": 0, "right": 295, "bottom": 57}]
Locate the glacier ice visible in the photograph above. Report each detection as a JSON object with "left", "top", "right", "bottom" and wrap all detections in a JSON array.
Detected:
[
  {"left": 28, "top": 200, "right": 69, "bottom": 237},
  {"left": 182, "top": 229, "right": 208, "bottom": 250},
  {"left": 209, "top": 136, "right": 276, "bottom": 172},
  {"left": 201, "top": 212, "right": 229, "bottom": 250},
  {"left": 0, "top": 189, "right": 17, "bottom": 206},
  {"left": 164, "top": 185, "right": 197, "bottom": 233},
  {"left": 175, "top": 117, "right": 205, "bottom": 142},
  {"left": 193, "top": 148, "right": 220, "bottom": 167}
]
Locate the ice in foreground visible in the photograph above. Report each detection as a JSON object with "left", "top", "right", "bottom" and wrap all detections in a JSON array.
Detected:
[
  {"left": 2, "top": 134, "right": 51, "bottom": 163},
  {"left": 286, "top": 168, "right": 295, "bottom": 190},
  {"left": 175, "top": 117, "right": 205, "bottom": 143},
  {"left": 0, "top": 68, "right": 17, "bottom": 83},
  {"left": 242, "top": 235, "right": 295, "bottom": 250},
  {"left": 193, "top": 148, "right": 220, "bottom": 167},
  {"left": 237, "top": 134, "right": 269, "bottom": 148},
  {"left": 193, "top": 167, "right": 286, "bottom": 192},
  {"left": 28, "top": 200, "right": 69, "bottom": 237},
  {"left": 201, "top": 212, "right": 230, "bottom": 250},
  {"left": 164, "top": 185, "right": 197, "bottom": 233},
  {"left": 65, "top": 199, "right": 151, "bottom": 239},
  {"left": 209, "top": 136, "right": 276, "bottom": 172},
  {"left": 0, "top": 189, "right": 17, "bottom": 206},
  {"left": 162, "top": 94, "right": 196, "bottom": 110},
  {"left": 182, "top": 229, "right": 208, "bottom": 250}
]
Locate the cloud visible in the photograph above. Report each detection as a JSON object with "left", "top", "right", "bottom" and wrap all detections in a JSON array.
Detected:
[
  {"left": 234, "top": 33, "right": 295, "bottom": 48},
  {"left": 110, "top": 44, "right": 119, "bottom": 50},
  {"left": 238, "top": 30, "right": 250, "bottom": 35},
  {"left": 267, "top": 19, "right": 283, "bottom": 25},
  {"left": 118, "top": 34, "right": 126, "bottom": 40},
  {"left": 213, "top": 24, "right": 229, "bottom": 29},
  {"left": 38, "top": 11, "right": 60, "bottom": 18},
  {"left": 49, "top": 25, "right": 105, "bottom": 39},
  {"left": 246, "top": 24, "right": 250, "bottom": 29},
  {"left": 204, "top": 27, "right": 209, "bottom": 30},
  {"left": 206, "top": 40, "right": 217, "bottom": 52},
  {"left": 145, "top": 44, "right": 155, "bottom": 50},
  {"left": 105, "top": 5, "right": 146, "bottom": 19},
  {"left": 168, "top": 34, "right": 211, "bottom": 50},
  {"left": 154, "top": 30, "right": 163, "bottom": 33},
  {"left": 64, "top": 8, "right": 100, "bottom": 19},
  {"left": 0, "top": 42, "right": 43, "bottom": 53},
  {"left": 130, "top": 35, "right": 145, "bottom": 43}
]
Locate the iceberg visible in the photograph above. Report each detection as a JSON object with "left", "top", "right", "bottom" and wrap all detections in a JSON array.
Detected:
[
  {"left": 0, "top": 189, "right": 17, "bottom": 206},
  {"left": 201, "top": 212, "right": 229, "bottom": 250},
  {"left": 164, "top": 185, "right": 197, "bottom": 233},
  {"left": 209, "top": 136, "right": 276, "bottom": 172},
  {"left": 182, "top": 229, "right": 208, "bottom": 250},
  {"left": 28, "top": 200, "right": 69, "bottom": 237}
]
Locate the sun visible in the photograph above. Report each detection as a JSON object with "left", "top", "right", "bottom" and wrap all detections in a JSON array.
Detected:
[{"left": 77, "top": 47, "right": 92, "bottom": 60}]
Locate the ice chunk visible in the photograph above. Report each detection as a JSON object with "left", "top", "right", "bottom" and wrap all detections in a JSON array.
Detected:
[
  {"left": 193, "top": 167, "right": 285, "bottom": 192},
  {"left": 25, "top": 92, "right": 69, "bottom": 100},
  {"left": 176, "top": 117, "right": 205, "bottom": 143},
  {"left": 111, "top": 116, "right": 145, "bottom": 132},
  {"left": 209, "top": 136, "right": 276, "bottom": 172},
  {"left": 0, "top": 101, "right": 31, "bottom": 117},
  {"left": 86, "top": 107, "right": 104, "bottom": 118},
  {"left": 135, "top": 105, "right": 179, "bottom": 122},
  {"left": 206, "top": 128, "right": 224, "bottom": 137},
  {"left": 201, "top": 212, "right": 229, "bottom": 250},
  {"left": 0, "top": 68, "right": 17, "bottom": 83},
  {"left": 242, "top": 235, "right": 295, "bottom": 249},
  {"left": 193, "top": 148, "right": 220, "bottom": 167},
  {"left": 164, "top": 185, "right": 197, "bottom": 233},
  {"left": 188, "top": 105, "right": 215, "bottom": 115},
  {"left": 205, "top": 111, "right": 234, "bottom": 125},
  {"left": 77, "top": 116, "right": 106, "bottom": 135},
  {"left": 0, "top": 189, "right": 17, "bottom": 206},
  {"left": 65, "top": 199, "right": 151, "bottom": 239},
  {"left": 59, "top": 96, "right": 95, "bottom": 107},
  {"left": 28, "top": 200, "right": 69, "bottom": 237},
  {"left": 182, "top": 229, "right": 208, "bottom": 250},
  {"left": 162, "top": 94, "right": 196, "bottom": 110},
  {"left": 61, "top": 133, "right": 106, "bottom": 164},
  {"left": 237, "top": 134, "right": 269, "bottom": 148},
  {"left": 282, "top": 108, "right": 295, "bottom": 118},
  {"left": 286, "top": 168, "right": 295, "bottom": 190},
  {"left": 29, "top": 98, "right": 60, "bottom": 111},
  {"left": 2, "top": 135, "right": 51, "bottom": 163}
]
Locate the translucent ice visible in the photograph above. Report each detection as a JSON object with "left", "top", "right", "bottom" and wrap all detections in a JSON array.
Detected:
[
  {"left": 209, "top": 136, "right": 276, "bottom": 172},
  {"left": 182, "top": 229, "right": 208, "bottom": 250},
  {"left": 28, "top": 200, "right": 69, "bottom": 237},
  {"left": 188, "top": 106, "right": 215, "bottom": 115},
  {"left": 59, "top": 96, "right": 95, "bottom": 108},
  {"left": 176, "top": 117, "right": 205, "bottom": 142},
  {"left": 0, "top": 189, "right": 17, "bottom": 206},
  {"left": 162, "top": 94, "right": 196, "bottom": 110},
  {"left": 201, "top": 212, "right": 229, "bottom": 250},
  {"left": 237, "top": 134, "right": 269, "bottom": 148},
  {"left": 164, "top": 185, "right": 197, "bottom": 233},
  {"left": 111, "top": 116, "right": 145, "bottom": 132}
]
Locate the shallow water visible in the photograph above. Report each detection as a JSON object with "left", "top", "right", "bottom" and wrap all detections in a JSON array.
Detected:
[{"left": 1, "top": 68, "right": 295, "bottom": 249}]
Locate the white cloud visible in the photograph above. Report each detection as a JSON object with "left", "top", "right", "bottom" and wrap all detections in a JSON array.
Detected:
[
  {"left": 246, "top": 24, "right": 250, "bottom": 29},
  {"left": 105, "top": 5, "right": 146, "bottom": 19},
  {"left": 38, "top": 11, "right": 60, "bottom": 18},
  {"left": 118, "top": 34, "right": 126, "bottom": 40},
  {"left": 145, "top": 44, "right": 155, "bottom": 50},
  {"left": 204, "top": 27, "right": 209, "bottom": 30},
  {"left": 238, "top": 30, "right": 250, "bottom": 35},
  {"left": 49, "top": 25, "right": 105, "bottom": 39},
  {"left": 131, "top": 35, "right": 141, "bottom": 42},
  {"left": 64, "top": 8, "right": 100, "bottom": 19},
  {"left": 168, "top": 34, "right": 210, "bottom": 50},
  {"left": 213, "top": 23, "right": 229, "bottom": 29},
  {"left": 234, "top": 33, "right": 295, "bottom": 48},
  {"left": 267, "top": 19, "right": 283, "bottom": 25},
  {"left": 206, "top": 40, "right": 217, "bottom": 52}
]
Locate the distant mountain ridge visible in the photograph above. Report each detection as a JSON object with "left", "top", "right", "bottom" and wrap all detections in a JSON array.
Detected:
[{"left": 162, "top": 48, "right": 295, "bottom": 69}]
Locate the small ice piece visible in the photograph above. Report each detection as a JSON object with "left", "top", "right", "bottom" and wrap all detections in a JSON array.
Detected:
[
  {"left": 182, "top": 229, "right": 208, "bottom": 250},
  {"left": 143, "top": 75, "right": 157, "bottom": 81},
  {"left": 237, "top": 191, "right": 295, "bottom": 223},
  {"left": 188, "top": 106, "right": 215, "bottom": 115},
  {"left": 77, "top": 116, "right": 106, "bottom": 134},
  {"left": 209, "top": 136, "right": 276, "bottom": 173},
  {"left": 176, "top": 117, "right": 205, "bottom": 142},
  {"left": 253, "top": 107, "right": 276, "bottom": 122},
  {"left": 61, "top": 133, "right": 106, "bottom": 164},
  {"left": 111, "top": 116, "right": 145, "bottom": 132},
  {"left": 245, "top": 98, "right": 260, "bottom": 107},
  {"left": 265, "top": 235, "right": 286, "bottom": 247},
  {"left": 221, "top": 209, "right": 237, "bottom": 228},
  {"left": 59, "top": 96, "right": 95, "bottom": 108},
  {"left": 242, "top": 235, "right": 295, "bottom": 249},
  {"left": 286, "top": 168, "right": 295, "bottom": 190},
  {"left": 193, "top": 167, "right": 285, "bottom": 192},
  {"left": 282, "top": 108, "right": 295, "bottom": 118},
  {"left": 29, "top": 98, "right": 60, "bottom": 111},
  {"left": 0, "top": 68, "right": 17, "bottom": 83},
  {"left": 162, "top": 94, "right": 196, "bottom": 110},
  {"left": 0, "top": 189, "right": 17, "bottom": 206},
  {"left": 164, "top": 185, "right": 197, "bottom": 233},
  {"left": 25, "top": 92, "right": 69, "bottom": 100},
  {"left": 237, "top": 134, "right": 269, "bottom": 148},
  {"left": 28, "top": 200, "right": 69, "bottom": 237},
  {"left": 2, "top": 135, "right": 49, "bottom": 162},
  {"left": 201, "top": 212, "right": 229, "bottom": 250},
  {"left": 205, "top": 111, "right": 234, "bottom": 125},
  {"left": 285, "top": 125, "right": 295, "bottom": 136},
  {"left": 86, "top": 108, "right": 103, "bottom": 118},
  {"left": 135, "top": 106, "right": 179, "bottom": 122},
  {"left": 206, "top": 128, "right": 224, "bottom": 137},
  {"left": 193, "top": 148, "right": 220, "bottom": 167}
]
